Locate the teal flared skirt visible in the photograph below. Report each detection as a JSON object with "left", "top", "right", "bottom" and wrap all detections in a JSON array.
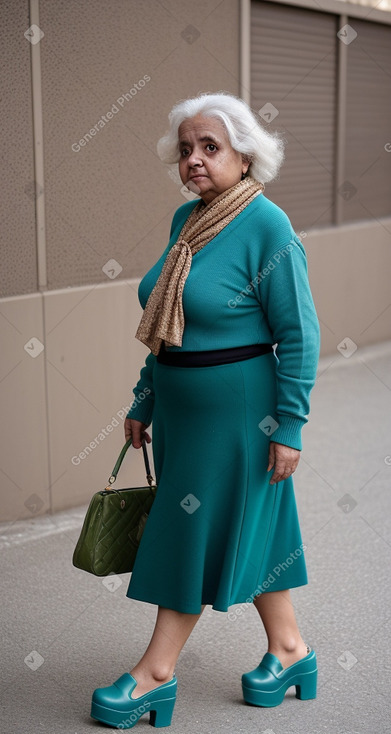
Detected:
[{"left": 126, "top": 352, "right": 308, "bottom": 614}]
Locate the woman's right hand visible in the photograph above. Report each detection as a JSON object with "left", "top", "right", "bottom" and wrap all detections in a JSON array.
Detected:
[{"left": 124, "top": 418, "right": 152, "bottom": 449}]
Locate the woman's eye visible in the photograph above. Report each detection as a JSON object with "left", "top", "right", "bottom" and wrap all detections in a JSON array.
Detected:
[{"left": 180, "top": 144, "right": 216, "bottom": 156}]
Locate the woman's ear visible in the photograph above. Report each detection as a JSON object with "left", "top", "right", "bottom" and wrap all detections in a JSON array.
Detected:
[{"left": 241, "top": 155, "right": 251, "bottom": 176}]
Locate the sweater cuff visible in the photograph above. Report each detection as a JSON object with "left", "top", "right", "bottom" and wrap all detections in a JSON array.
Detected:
[
  {"left": 126, "top": 398, "right": 154, "bottom": 426},
  {"left": 271, "top": 415, "right": 306, "bottom": 451}
]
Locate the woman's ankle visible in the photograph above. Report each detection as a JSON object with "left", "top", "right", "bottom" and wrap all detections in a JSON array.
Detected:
[
  {"left": 130, "top": 664, "right": 175, "bottom": 687},
  {"left": 268, "top": 636, "right": 309, "bottom": 660}
]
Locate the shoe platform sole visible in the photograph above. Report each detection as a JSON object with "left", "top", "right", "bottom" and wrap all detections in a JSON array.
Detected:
[
  {"left": 243, "top": 669, "right": 317, "bottom": 707},
  {"left": 91, "top": 696, "right": 176, "bottom": 728}
]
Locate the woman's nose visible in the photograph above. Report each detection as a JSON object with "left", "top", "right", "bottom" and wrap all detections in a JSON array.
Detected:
[{"left": 187, "top": 149, "right": 203, "bottom": 167}]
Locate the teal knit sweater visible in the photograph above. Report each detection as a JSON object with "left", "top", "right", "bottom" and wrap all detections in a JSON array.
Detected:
[{"left": 126, "top": 194, "right": 320, "bottom": 451}]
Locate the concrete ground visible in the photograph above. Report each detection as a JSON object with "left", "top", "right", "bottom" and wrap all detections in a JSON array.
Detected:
[{"left": 1, "top": 341, "right": 391, "bottom": 734}]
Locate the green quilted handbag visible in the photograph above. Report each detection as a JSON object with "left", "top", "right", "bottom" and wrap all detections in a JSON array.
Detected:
[{"left": 72, "top": 438, "right": 157, "bottom": 576}]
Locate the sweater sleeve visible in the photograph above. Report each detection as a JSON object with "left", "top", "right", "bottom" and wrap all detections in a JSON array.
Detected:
[
  {"left": 125, "top": 351, "right": 156, "bottom": 424},
  {"left": 257, "top": 234, "right": 320, "bottom": 450}
]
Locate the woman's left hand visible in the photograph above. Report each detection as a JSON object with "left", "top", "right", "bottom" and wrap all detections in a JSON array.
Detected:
[{"left": 267, "top": 441, "right": 300, "bottom": 485}]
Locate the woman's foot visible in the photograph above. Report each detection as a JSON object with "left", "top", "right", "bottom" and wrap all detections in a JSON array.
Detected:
[
  {"left": 91, "top": 673, "right": 177, "bottom": 728},
  {"left": 242, "top": 646, "right": 317, "bottom": 707},
  {"left": 268, "top": 639, "right": 310, "bottom": 670}
]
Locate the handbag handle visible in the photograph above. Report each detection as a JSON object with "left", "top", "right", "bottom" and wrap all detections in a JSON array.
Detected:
[{"left": 107, "top": 438, "right": 156, "bottom": 489}]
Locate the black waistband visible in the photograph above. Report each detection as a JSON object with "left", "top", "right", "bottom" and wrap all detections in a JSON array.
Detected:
[{"left": 156, "top": 343, "right": 273, "bottom": 367}]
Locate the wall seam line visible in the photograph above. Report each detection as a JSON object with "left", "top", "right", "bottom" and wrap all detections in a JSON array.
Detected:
[
  {"left": 41, "top": 293, "right": 54, "bottom": 515},
  {"left": 240, "top": 0, "right": 251, "bottom": 104},
  {"left": 335, "top": 13, "right": 348, "bottom": 226},
  {"left": 29, "top": 0, "right": 47, "bottom": 291},
  {"left": 29, "top": 0, "right": 54, "bottom": 514}
]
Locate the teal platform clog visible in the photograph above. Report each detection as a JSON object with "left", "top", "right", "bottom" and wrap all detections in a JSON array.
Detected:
[
  {"left": 91, "top": 673, "right": 177, "bottom": 728},
  {"left": 242, "top": 648, "right": 317, "bottom": 707}
]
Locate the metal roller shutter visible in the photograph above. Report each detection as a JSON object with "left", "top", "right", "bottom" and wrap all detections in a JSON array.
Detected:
[
  {"left": 343, "top": 18, "right": 391, "bottom": 223},
  {"left": 250, "top": 1, "right": 337, "bottom": 231}
]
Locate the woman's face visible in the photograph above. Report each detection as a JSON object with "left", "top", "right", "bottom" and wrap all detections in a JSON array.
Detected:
[{"left": 178, "top": 114, "right": 249, "bottom": 205}]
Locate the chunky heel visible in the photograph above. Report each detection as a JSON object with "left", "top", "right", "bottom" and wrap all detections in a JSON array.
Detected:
[
  {"left": 149, "top": 697, "right": 176, "bottom": 727},
  {"left": 295, "top": 669, "right": 317, "bottom": 700}
]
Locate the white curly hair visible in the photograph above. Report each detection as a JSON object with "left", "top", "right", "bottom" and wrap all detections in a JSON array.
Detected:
[{"left": 157, "top": 91, "right": 286, "bottom": 184}]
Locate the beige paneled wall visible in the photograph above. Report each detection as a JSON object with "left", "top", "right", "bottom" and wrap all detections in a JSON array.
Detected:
[
  {"left": 1, "top": 0, "right": 240, "bottom": 299},
  {"left": 0, "top": 281, "right": 153, "bottom": 523},
  {"left": 0, "top": 0, "right": 241, "bottom": 523},
  {"left": 0, "top": 294, "right": 50, "bottom": 520},
  {"left": 43, "top": 281, "right": 151, "bottom": 513},
  {"left": 305, "top": 219, "right": 391, "bottom": 353},
  {"left": 39, "top": 0, "right": 240, "bottom": 291},
  {"left": 1, "top": 0, "right": 391, "bottom": 524}
]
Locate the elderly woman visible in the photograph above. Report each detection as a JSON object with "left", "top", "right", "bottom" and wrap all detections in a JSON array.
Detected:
[{"left": 91, "top": 92, "right": 320, "bottom": 729}]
